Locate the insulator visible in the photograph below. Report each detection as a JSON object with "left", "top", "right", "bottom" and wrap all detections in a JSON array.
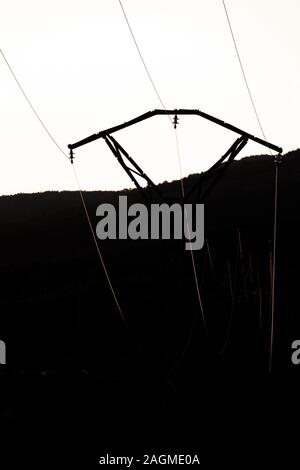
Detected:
[
  {"left": 273, "top": 153, "right": 283, "bottom": 166},
  {"left": 173, "top": 115, "right": 179, "bottom": 129}
]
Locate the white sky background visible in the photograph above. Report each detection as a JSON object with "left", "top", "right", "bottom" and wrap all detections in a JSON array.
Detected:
[{"left": 0, "top": 0, "right": 299, "bottom": 195}]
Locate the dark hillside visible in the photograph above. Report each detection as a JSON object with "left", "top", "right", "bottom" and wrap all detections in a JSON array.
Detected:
[
  {"left": 0, "top": 149, "right": 299, "bottom": 370},
  {"left": 0, "top": 149, "right": 300, "bottom": 465}
]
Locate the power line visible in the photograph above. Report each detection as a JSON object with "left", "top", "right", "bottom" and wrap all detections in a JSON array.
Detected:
[
  {"left": 0, "top": 49, "right": 69, "bottom": 161},
  {"left": 118, "top": 0, "right": 166, "bottom": 110},
  {"left": 72, "top": 166, "right": 131, "bottom": 334},
  {"left": 0, "top": 48, "right": 130, "bottom": 334},
  {"left": 269, "top": 164, "right": 278, "bottom": 372},
  {"left": 117, "top": 0, "right": 207, "bottom": 332},
  {"left": 221, "top": 0, "right": 268, "bottom": 142},
  {"left": 221, "top": 1, "right": 280, "bottom": 371},
  {"left": 175, "top": 130, "right": 207, "bottom": 335}
]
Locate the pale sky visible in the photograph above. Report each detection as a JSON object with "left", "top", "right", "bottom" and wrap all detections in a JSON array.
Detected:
[{"left": 0, "top": 0, "right": 299, "bottom": 195}]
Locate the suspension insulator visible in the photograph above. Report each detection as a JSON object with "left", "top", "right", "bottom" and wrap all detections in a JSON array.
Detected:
[
  {"left": 273, "top": 153, "right": 283, "bottom": 166},
  {"left": 173, "top": 115, "right": 179, "bottom": 129}
]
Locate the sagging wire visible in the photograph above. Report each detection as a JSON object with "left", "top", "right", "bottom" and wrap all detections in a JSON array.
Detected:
[
  {"left": 0, "top": 48, "right": 130, "bottom": 335},
  {"left": 221, "top": 1, "right": 281, "bottom": 371},
  {"left": 117, "top": 0, "right": 207, "bottom": 334}
]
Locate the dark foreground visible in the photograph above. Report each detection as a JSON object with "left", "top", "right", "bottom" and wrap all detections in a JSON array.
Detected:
[
  {"left": 0, "top": 150, "right": 300, "bottom": 467},
  {"left": 0, "top": 365, "right": 299, "bottom": 468}
]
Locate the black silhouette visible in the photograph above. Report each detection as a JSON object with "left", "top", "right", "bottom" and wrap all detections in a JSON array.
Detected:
[{"left": 0, "top": 149, "right": 300, "bottom": 466}]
